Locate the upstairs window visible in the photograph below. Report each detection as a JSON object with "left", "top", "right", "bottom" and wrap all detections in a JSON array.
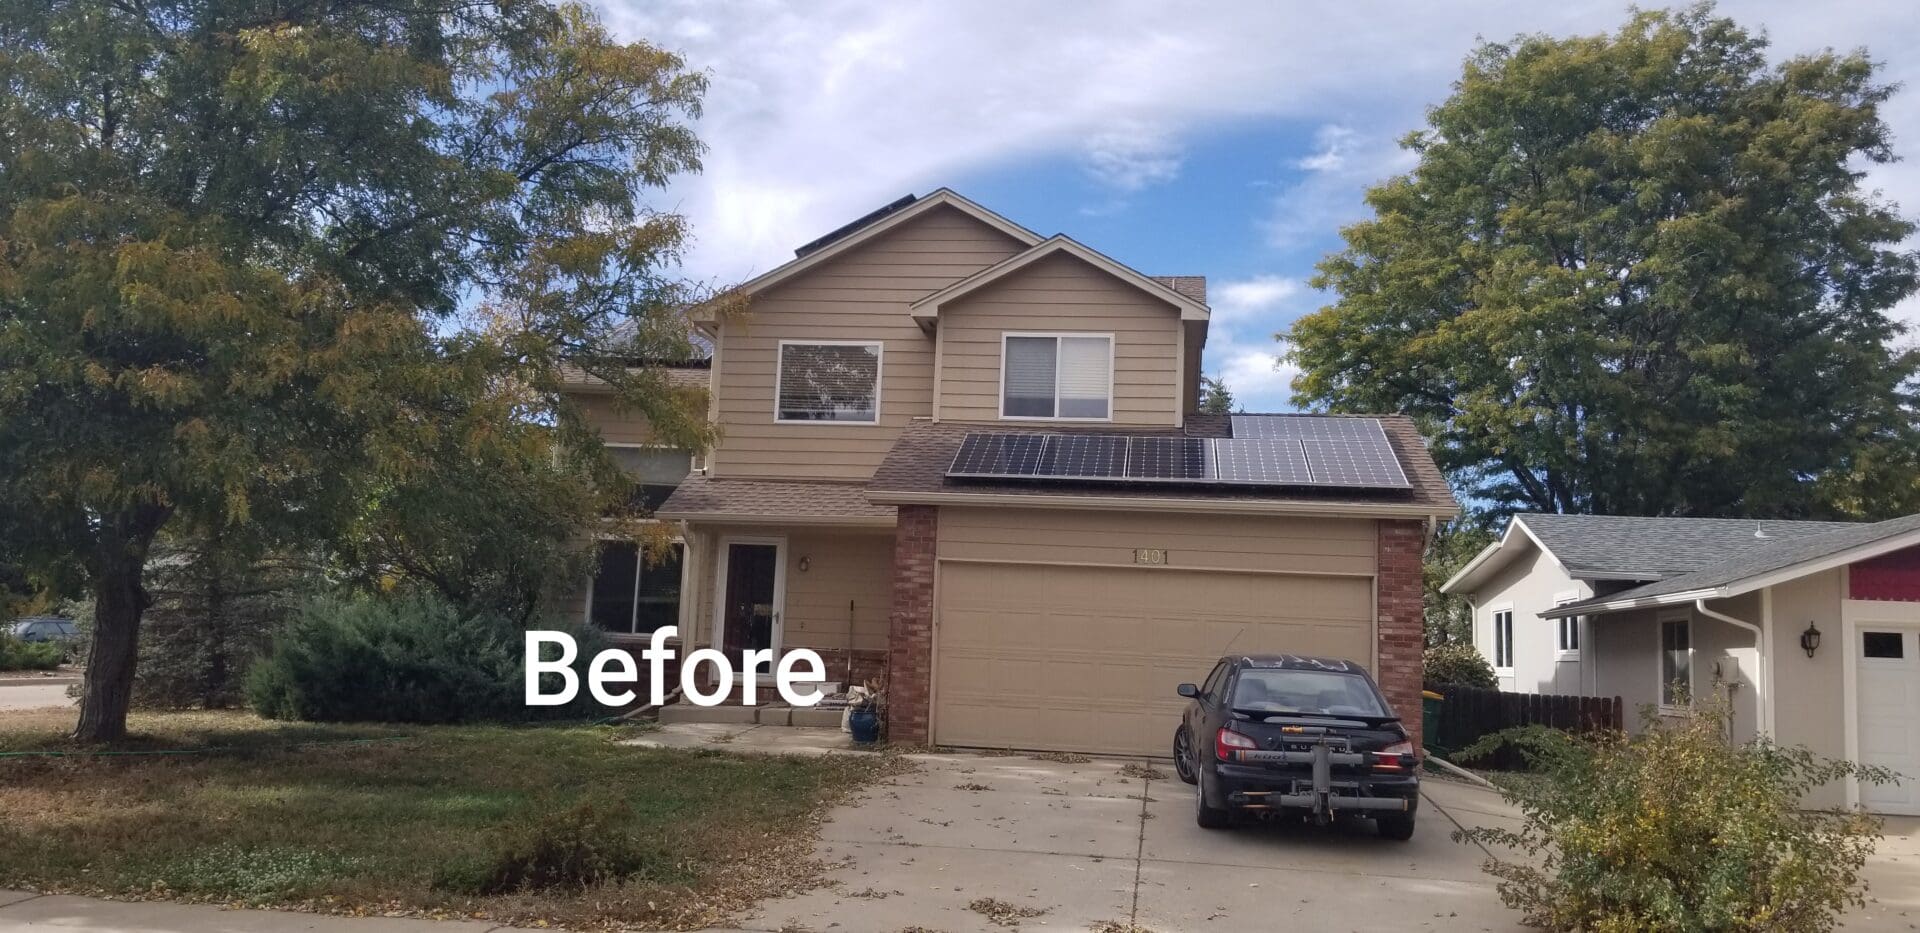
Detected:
[
  {"left": 1001, "top": 334, "right": 1112, "bottom": 420},
  {"left": 608, "top": 446, "right": 693, "bottom": 512},
  {"left": 776, "top": 341, "right": 881, "bottom": 423}
]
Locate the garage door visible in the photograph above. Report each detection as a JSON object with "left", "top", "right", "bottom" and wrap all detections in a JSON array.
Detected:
[
  {"left": 934, "top": 562, "right": 1374, "bottom": 755},
  {"left": 1859, "top": 627, "right": 1920, "bottom": 815}
]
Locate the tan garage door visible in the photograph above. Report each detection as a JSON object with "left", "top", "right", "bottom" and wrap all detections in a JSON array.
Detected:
[{"left": 933, "top": 562, "right": 1374, "bottom": 755}]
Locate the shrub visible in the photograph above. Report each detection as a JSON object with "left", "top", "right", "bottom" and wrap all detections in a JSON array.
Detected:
[
  {"left": 0, "top": 633, "right": 65, "bottom": 671},
  {"left": 1457, "top": 698, "right": 1888, "bottom": 932},
  {"left": 434, "top": 799, "right": 654, "bottom": 895},
  {"left": 1424, "top": 641, "right": 1496, "bottom": 688},
  {"left": 245, "top": 592, "right": 603, "bottom": 724}
]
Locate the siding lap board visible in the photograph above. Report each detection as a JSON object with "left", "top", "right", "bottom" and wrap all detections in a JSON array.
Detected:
[{"left": 716, "top": 207, "right": 1027, "bottom": 481}]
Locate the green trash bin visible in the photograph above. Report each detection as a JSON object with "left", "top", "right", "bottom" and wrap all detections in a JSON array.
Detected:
[{"left": 1421, "top": 689, "right": 1445, "bottom": 756}]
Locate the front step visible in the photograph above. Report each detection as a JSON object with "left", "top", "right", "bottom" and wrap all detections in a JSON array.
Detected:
[{"left": 657, "top": 700, "right": 848, "bottom": 728}]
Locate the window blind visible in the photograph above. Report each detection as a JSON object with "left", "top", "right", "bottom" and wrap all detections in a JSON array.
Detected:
[
  {"left": 777, "top": 343, "right": 880, "bottom": 422},
  {"left": 1002, "top": 336, "right": 1057, "bottom": 417},
  {"left": 1056, "top": 336, "right": 1111, "bottom": 419}
]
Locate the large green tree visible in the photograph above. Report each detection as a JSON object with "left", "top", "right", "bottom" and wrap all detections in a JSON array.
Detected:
[
  {"left": 0, "top": 0, "right": 716, "bottom": 740},
  {"left": 1289, "top": 5, "right": 1920, "bottom": 520}
]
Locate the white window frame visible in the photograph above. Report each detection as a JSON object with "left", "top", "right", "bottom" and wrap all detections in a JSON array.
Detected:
[
  {"left": 1490, "top": 604, "right": 1515, "bottom": 676},
  {"left": 773, "top": 339, "right": 883, "bottom": 425},
  {"left": 997, "top": 332, "right": 1116, "bottom": 422},
  {"left": 582, "top": 534, "right": 688, "bottom": 638},
  {"left": 1658, "top": 610, "right": 1693, "bottom": 711},
  {"left": 1554, "top": 590, "right": 1582, "bottom": 662}
]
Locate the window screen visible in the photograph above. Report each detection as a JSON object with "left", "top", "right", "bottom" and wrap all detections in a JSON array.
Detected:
[
  {"left": 1558, "top": 616, "right": 1579, "bottom": 653},
  {"left": 1661, "top": 620, "right": 1692, "bottom": 706},
  {"left": 607, "top": 447, "right": 692, "bottom": 511},
  {"left": 1001, "top": 334, "right": 1111, "bottom": 419},
  {"left": 1002, "top": 337, "right": 1056, "bottom": 417},
  {"left": 588, "top": 542, "right": 684, "bottom": 635},
  {"left": 777, "top": 343, "right": 880, "bottom": 422}
]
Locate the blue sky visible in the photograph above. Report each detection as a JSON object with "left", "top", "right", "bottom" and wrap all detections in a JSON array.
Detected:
[{"left": 602, "top": 0, "right": 1920, "bottom": 412}]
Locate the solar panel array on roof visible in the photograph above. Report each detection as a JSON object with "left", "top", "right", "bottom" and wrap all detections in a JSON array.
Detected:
[{"left": 946, "top": 418, "right": 1411, "bottom": 491}]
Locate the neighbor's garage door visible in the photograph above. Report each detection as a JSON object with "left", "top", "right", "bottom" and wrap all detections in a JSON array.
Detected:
[{"left": 933, "top": 562, "right": 1374, "bottom": 755}]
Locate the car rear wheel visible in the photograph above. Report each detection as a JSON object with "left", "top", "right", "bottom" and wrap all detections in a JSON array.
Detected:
[
  {"left": 1172, "top": 729, "right": 1197, "bottom": 785},
  {"left": 1376, "top": 812, "right": 1415, "bottom": 841},
  {"left": 1194, "top": 774, "right": 1231, "bottom": 829}
]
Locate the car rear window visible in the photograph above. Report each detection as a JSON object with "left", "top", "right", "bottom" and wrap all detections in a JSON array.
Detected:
[{"left": 1230, "top": 669, "right": 1387, "bottom": 718}]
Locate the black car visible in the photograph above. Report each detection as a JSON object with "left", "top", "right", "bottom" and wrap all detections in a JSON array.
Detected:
[
  {"left": 8, "top": 617, "right": 80, "bottom": 646},
  {"left": 1173, "top": 654, "right": 1418, "bottom": 839}
]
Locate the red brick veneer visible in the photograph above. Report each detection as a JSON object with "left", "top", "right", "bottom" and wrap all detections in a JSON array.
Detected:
[
  {"left": 1376, "top": 519, "right": 1427, "bottom": 751},
  {"left": 886, "top": 505, "right": 938, "bottom": 743}
]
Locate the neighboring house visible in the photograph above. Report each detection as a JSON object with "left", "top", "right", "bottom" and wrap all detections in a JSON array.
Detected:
[
  {"left": 566, "top": 189, "right": 1459, "bottom": 756},
  {"left": 1445, "top": 512, "right": 1920, "bottom": 814}
]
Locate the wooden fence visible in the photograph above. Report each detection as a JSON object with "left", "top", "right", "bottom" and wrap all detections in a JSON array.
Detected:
[{"left": 1424, "top": 684, "right": 1624, "bottom": 770}]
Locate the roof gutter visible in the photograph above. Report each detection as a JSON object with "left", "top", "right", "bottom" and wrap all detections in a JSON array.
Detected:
[
  {"left": 866, "top": 488, "right": 1459, "bottom": 521},
  {"left": 1694, "top": 598, "right": 1772, "bottom": 737},
  {"left": 1538, "top": 587, "right": 1721, "bottom": 619}
]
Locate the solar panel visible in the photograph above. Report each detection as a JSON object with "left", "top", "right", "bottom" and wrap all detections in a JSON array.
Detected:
[
  {"left": 1299, "top": 434, "right": 1410, "bottom": 488},
  {"left": 944, "top": 419, "right": 1411, "bottom": 492},
  {"left": 1210, "top": 437, "right": 1314, "bottom": 485},
  {"left": 1037, "top": 435, "right": 1129, "bottom": 479},
  {"left": 949, "top": 433, "right": 1048, "bottom": 477},
  {"left": 1127, "top": 437, "right": 1208, "bottom": 481},
  {"left": 1230, "top": 415, "right": 1384, "bottom": 441}
]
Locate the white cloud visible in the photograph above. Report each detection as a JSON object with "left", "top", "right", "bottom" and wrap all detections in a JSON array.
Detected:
[
  {"left": 1264, "top": 125, "right": 1417, "bottom": 253},
  {"left": 1201, "top": 274, "right": 1315, "bottom": 410},
  {"left": 1081, "top": 121, "right": 1184, "bottom": 192},
  {"left": 595, "top": 0, "right": 1920, "bottom": 333},
  {"left": 1295, "top": 124, "right": 1357, "bottom": 173}
]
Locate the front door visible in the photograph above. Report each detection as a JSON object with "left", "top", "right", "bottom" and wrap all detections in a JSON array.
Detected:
[
  {"left": 1859, "top": 627, "right": 1920, "bottom": 815},
  {"left": 721, "top": 542, "right": 781, "bottom": 673}
]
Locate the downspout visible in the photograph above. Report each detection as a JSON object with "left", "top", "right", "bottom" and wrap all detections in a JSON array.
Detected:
[{"left": 1695, "top": 598, "right": 1769, "bottom": 738}]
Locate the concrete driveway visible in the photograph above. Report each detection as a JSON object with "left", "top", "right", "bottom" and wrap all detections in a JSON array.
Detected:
[
  {"left": 738, "top": 750, "right": 1524, "bottom": 932},
  {"left": 0, "top": 677, "right": 76, "bottom": 711}
]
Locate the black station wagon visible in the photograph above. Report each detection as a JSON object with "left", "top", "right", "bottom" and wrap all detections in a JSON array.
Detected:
[{"left": 1173, "top": 654, "right": 1419, "bottom": 839}]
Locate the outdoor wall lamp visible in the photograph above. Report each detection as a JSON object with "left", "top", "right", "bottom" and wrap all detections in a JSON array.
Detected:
[
  {"left": 1801, "top": 622, "right": 1822, "bottom": 658},
  {"left": 797, "top": 555, "right": 811, "bottom": 572}
]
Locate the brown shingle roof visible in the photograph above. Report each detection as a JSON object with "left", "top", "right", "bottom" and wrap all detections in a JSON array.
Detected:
[
  {"left": 657, "top": 475, "right": 895, "bottom": 525},
  {"left": 866, "top": 415, "right": 1457, "bottom": 518},
  {"left": 1151, "top": 276, "right": 1207, "bottom": 305}
]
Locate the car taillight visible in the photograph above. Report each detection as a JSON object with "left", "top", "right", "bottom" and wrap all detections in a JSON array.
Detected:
[
  {"left": 1216, "top": 727, "right": 1256, "bottom": 761},
  {"left": 1374, "top": 740, "right": 1415, "bottom": 771}
]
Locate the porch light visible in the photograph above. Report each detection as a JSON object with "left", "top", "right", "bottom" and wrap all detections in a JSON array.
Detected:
[
  {"left": 1800, "top": 622, "right": 1821, "bottom": 658},
  {"left": 797, "top": 555, "right": 811, "bottom": 572}
]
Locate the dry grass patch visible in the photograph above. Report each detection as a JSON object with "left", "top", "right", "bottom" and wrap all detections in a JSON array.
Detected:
[{"left": 0, "top": 709, "right": 895, "bottom": 930}]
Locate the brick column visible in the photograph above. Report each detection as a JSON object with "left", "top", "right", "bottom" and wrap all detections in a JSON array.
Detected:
[
  {"left": 886, "top": 505, "right": 938, "bottom": 744},
  {"left": 1376, "top": 519, "right": 1426, "bottom": 752}
]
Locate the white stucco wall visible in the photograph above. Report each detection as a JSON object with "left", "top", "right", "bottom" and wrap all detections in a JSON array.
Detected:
[{"left": 1470, "top": 544, "right": 1594, "bottom": 695}]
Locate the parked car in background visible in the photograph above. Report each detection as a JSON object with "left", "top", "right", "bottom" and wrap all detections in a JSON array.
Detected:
[
  {"left": 8, "top": 617, "right": 81, "bottom": 648},
  {"left": 1173, "top": 654, "right": 1419, "bottom": 838}
]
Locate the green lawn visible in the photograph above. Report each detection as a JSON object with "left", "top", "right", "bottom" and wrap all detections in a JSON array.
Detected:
[{"left": 0, "top": 709, "right": 892, "bottom": 929}]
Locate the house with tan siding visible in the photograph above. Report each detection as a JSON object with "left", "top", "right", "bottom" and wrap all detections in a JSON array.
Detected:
[
  {"left": 563, "top": 189, "right": 1458, "bottom": 756},
  {"left": 1445, "top": 512, "right": 1920, "bottom": 814}
]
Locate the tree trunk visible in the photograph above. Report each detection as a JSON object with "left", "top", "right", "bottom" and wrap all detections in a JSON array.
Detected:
[{"left": 72, "top": 506, "right": 169, "bottom": 743}]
